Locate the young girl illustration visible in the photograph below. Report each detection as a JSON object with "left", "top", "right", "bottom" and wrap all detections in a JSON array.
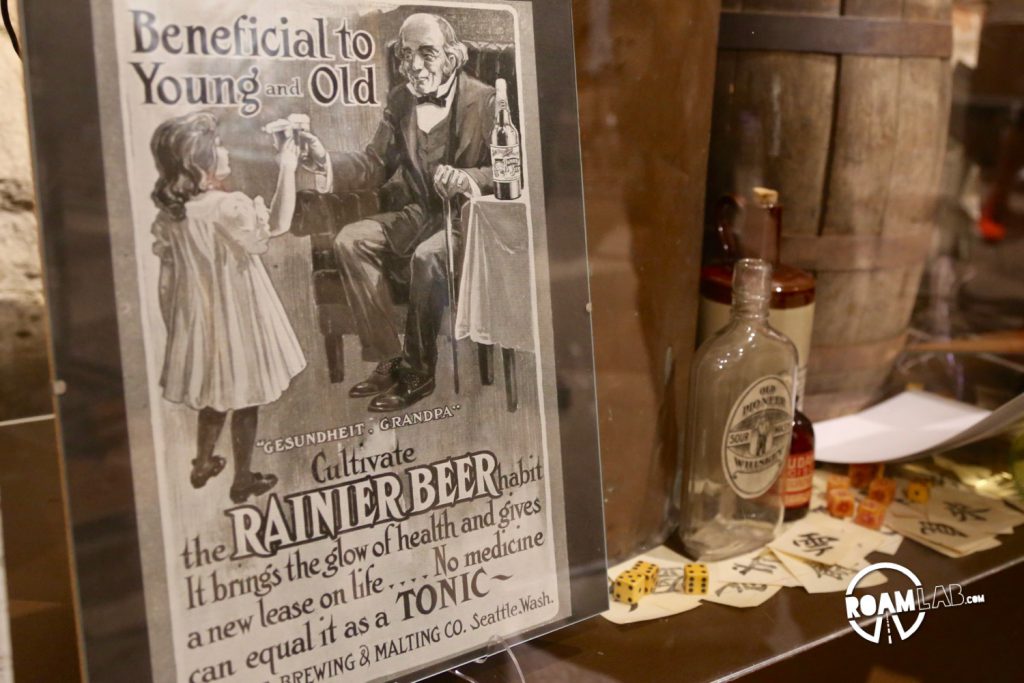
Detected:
[{"left": 150, "top": 111, "right": 306, "bottom": 504}]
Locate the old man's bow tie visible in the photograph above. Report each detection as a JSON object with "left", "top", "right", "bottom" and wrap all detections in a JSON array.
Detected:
[{"left": 416, "top": 92, "right": 449, "bottom": 107}]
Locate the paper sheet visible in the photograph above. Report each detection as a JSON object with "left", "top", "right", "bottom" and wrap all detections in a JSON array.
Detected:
[{"left": 815, "top": 390, "right": 1024, "bottom": 464}]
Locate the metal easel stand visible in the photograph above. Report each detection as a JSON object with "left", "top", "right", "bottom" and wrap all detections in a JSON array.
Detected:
[{"left": 451, "top": 637, "right": 526, "bottom": 683}]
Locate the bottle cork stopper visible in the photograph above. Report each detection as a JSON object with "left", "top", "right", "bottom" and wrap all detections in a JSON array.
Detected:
[
  {"left": 495, "top": 78, "right": 508, "bottom": 102},
  {"left": 753, "top": 187, "right": 779, "bottom": 207}
]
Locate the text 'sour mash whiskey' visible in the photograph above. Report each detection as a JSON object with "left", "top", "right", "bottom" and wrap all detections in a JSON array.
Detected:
[
  {"left": 680, "top": 258, "right": 797, "bottom": 561},
  {"left": 491, "top": 78, "right": 522, "bottom": 200}
]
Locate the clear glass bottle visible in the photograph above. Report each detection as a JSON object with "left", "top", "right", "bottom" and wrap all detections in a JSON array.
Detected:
[
  {"left": 491, "top": 78, "right": 522, "bottom": 200},
  {"left": 680, "top": 258, "right": 798, "bottom": 561}
]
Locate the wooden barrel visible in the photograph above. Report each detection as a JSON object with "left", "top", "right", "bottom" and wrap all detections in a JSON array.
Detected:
[{"left": 708, "top": 0, "right": 953, "bottom": 420}]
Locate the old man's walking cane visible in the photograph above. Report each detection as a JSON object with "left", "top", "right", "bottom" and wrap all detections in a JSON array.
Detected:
[{"left": 442, "top": 195, "right": 460, "bottom": 394}]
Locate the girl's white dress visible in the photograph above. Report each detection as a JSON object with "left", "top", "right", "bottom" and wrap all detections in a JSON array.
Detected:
[{"left": 153, "top": 191, "right": 306, "bottom": 412}]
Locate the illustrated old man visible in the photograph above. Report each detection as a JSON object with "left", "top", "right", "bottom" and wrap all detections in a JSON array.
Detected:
[{"left": 302, "top": 13, "right": 495, "bottom": 412}]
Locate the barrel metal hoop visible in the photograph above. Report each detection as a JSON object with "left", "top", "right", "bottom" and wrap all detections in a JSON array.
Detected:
[{"left": 718, "top": 11, "right": 953, "bottom": 59}]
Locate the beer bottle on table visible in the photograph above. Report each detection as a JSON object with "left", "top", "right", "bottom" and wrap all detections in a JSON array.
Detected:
[{"left": 491, "top": 78, "right": 521, "bottom": 200}]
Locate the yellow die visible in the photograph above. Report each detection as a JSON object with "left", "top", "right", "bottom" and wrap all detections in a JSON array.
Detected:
[
  {"left": 611, "top": 571, "right": 649, "bottom": 605},
  {"left": 631, "top": 561, "right": 659, "bottom": 592},
  {"left": 906, "top": 480, "right": 930, "bottom": 504},
  {"left": 683, "top": 563, "right": 709, "bottom": 595}
]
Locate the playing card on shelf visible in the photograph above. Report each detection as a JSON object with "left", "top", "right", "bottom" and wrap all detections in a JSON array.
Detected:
[
  {"left": 926, "top": 486, "right": 1024, "bottom": 536},
  {"left": 770, "top": 515, "right": 863, "bottom": 567},
  {"left": 889, "top": 520, "right": 1002, "bottom": 558},
  {"left": 886, "top": 515, "right": 995, "bottom": 554},
  {"left": 773, "top": 552, "right": 886, "bottom": 594},
  {"left": 920, "top": 536, "right": 1002, "bottom": 559},
  {"left": 702, "top": 582, "right": 782, "bottom": 608},
  {"left": 705, "top": 547, "right": 799, "bottom": 587}
]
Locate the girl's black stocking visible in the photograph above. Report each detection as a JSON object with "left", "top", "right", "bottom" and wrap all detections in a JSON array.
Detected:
[
  {"left": 196, "top": 407, "right": 227, "bottom": 465},
  {"left": 231, "top": 406, "right": 259, "bottom": 482}
]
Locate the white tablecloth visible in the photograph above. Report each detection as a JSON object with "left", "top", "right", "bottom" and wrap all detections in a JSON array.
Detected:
[{"left": 455, "top": 196, "right": 535, "bottom": 351}]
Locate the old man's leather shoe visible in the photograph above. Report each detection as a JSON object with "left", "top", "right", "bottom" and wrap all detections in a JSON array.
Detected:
[
  {"left": 349, "top": 358, "right": 401, "bottom": 398},
  {"left": 368, "top": 372, "right": 435, "bottom": 412}
]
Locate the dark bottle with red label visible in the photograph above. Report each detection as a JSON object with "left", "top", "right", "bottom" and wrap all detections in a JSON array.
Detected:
[{"left": 783, "top": 409, "right": 815, "bottom": 521}]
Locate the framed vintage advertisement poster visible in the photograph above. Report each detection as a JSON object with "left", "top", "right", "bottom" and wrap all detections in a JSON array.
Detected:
[{"left": 19, "top": 0, "right": 606, "bottom": 680}]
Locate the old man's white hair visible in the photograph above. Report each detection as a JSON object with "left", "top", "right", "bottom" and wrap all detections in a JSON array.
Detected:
[{"left": 397, "top": 13, "right": 469, "bottom": 69}]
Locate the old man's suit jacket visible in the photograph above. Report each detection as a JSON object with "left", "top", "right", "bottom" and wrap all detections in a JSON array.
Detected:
[{"left": 329, "top": 70, "right": 496, "bottom": 256}]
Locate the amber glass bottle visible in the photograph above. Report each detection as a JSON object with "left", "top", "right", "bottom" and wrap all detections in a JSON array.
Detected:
[{"left": 783, "top": 409, "right": 815, "bottom": 521}]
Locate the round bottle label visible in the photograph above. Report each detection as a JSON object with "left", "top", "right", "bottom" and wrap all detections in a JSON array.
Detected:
[{"left": 721, "top": 376, "right": 793, "bottom": 499}]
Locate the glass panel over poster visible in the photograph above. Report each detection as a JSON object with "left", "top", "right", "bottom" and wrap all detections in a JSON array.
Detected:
[{"left": 20, "top": 0, "right": 606, "bottom": 680}]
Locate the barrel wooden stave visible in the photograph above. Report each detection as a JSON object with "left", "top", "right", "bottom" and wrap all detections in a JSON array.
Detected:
[
  {"left": 811, "top": 266, "right": 923, "bottom": 345},
  {"left": 824, "top": 54, "right": 901, "bottom": 236},
  {"left": 711, "top": 53, "right": 838, "bottom": 238}
]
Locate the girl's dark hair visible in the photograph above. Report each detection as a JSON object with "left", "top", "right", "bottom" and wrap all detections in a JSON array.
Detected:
[{"left": 150, "top": 111, "right": 220, "bottom": 220}]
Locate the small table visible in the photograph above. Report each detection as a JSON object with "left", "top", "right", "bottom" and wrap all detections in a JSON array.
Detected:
[{"left": 455, "top": 195, "right": 535, "bottom": 411}]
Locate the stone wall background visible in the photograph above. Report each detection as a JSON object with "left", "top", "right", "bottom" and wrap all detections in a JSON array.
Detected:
[{"left": 1, "top": 13, "right": 52, "bottom": 421}]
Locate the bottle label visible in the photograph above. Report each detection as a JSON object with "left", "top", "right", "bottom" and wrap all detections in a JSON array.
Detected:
[
  {"left": 721, "top": 376, "right": 793, "bottom": 499},
  {"left": 784, "top": 449, "right": 814, "bottom": 509},
  {"left": 491, "top": 144, "right": 521, "bottom": 183}
]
